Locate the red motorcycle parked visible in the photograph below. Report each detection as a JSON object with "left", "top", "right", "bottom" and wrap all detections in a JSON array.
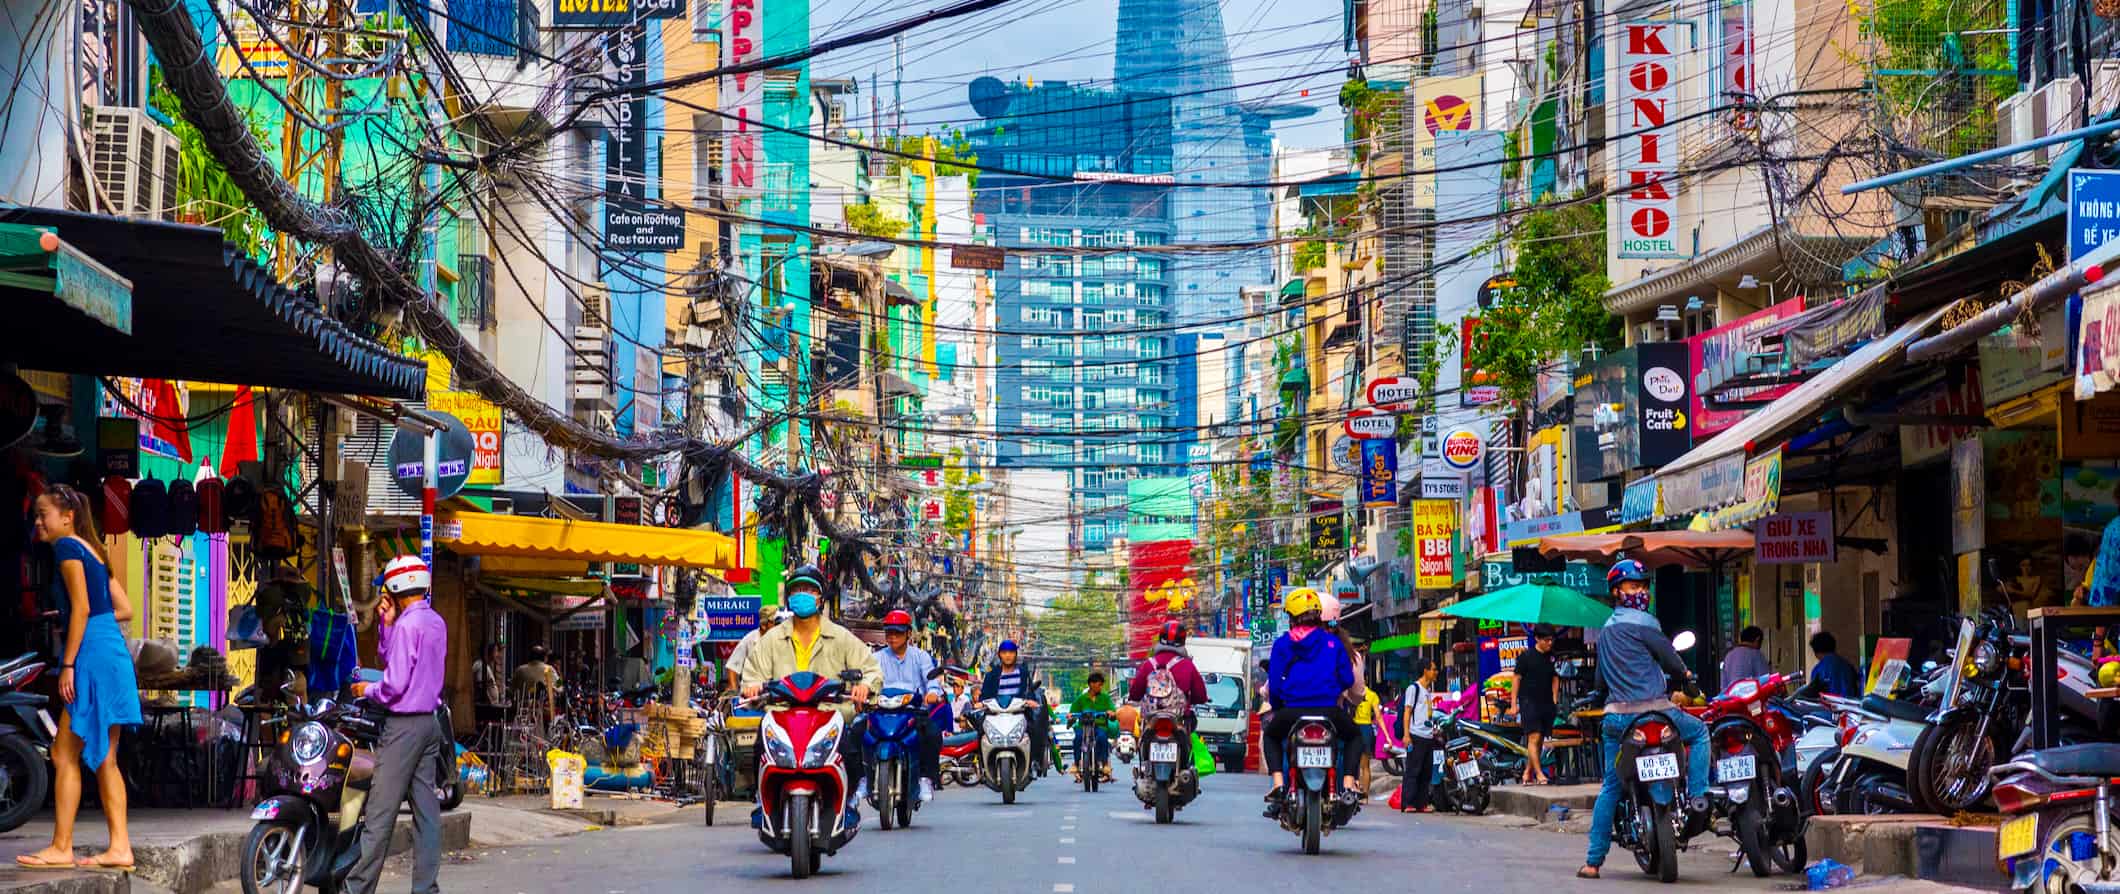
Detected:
[
  {"left": 752, "top": 671, "right": 862, "bottom": 879},
  {"left": 1686, "top": 672, "right": 1808, "bottom": 876}
]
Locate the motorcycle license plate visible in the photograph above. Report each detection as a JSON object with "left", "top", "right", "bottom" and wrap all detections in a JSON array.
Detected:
[
  {"left": 1715, "top": 754, "right": 1756, "bottom": 783},
  {"left": 1296, "top": 747, "right": 1332, "bottom": 769},
  {"left": 1998, "top": 813, "right": 2039, "bottom": 859},
  {"left": 1453, "top": 759, "right": 1481, "bottom": 782},
  {"left": 1149, "top": 742, "right": 1180, "bottom": 763},
  {"left": 1635, "top": 753, "right": 1681, "bottom": 781},
  {"left": 250, "top": 803, "right": 280, "bottom": 821}
]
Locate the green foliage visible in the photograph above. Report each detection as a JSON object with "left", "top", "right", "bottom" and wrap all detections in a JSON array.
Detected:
[
  {"left": 845, "top": 201, "right": 909, "bottom": 239},
  {"left": 148, "top": 67, "right": 269, "bottom": 255},
  {"left": 1339, "top": 80, "right": 1400, "bottom": 165},
  {"left": 881, "top": 130, "right": 981, "bottom": 187},
  {"left": 1033, "top": 589, "right": 1123, "bottom": 667},
  {"left": 1863, "top": 0, "right": 2013, "bottom": 157},
  {"left": 1465, "top": 197, "right": 1620, "bottom": 405},
  {"left": 1293, "top": 241, "right": 1327, "bottom": 273}
]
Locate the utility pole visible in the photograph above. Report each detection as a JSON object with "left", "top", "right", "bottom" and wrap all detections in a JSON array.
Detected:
[{"left": 892, "top": 35, "right": 904, "bottom": 136}]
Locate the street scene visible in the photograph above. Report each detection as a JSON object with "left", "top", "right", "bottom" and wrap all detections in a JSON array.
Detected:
[{"left": 7, "top": 0, "right": 2120, "bottom": 889}]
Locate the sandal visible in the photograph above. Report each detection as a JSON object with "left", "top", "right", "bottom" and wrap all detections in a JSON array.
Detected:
[
  {"left": 15, "top": 854, "right": 75, "bottom": 871},
  {"left": 77, "top": 856, "right": 134, "bottom": 872},
  {"left": 1576, "top": 866, "right": 1601, "bottom": 879}
]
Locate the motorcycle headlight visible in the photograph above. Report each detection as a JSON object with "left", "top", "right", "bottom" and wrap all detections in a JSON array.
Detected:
[
  {"left": 802, "top": 716, "right": 844, "bottom": 769},
  {"left": 762, "top": 721, "right": 799, "bottom": 767},
  {"left": 290, "top": 722, "right": 331, "bottom": 765},
  {"left": 1971, "top": 641, "right": 2002, "bottom": 676}
]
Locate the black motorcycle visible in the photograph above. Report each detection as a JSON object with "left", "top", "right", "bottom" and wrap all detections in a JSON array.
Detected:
[
  {"left": 0, "top": 653, "right": 53, "bottom": 834},
  {"left": 241, "top": 693, "right": 383, "bottom": 894},
  {"left": 1134, "top": 709, "right": 1198, "bottom": 822},
  {"left": 1609, "top": 708, "right": 1697, "bottom": 883},
  {"left": 1270, "top": 713, "right": 1356, "bottom": 854},
  {"left": 1908, "top": 609, "right": 2024, "bottom": 815}
]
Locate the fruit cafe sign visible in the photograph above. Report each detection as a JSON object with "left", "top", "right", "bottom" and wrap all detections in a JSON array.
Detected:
[{"left": 1615, "top": 22, "right": 1685, "bottom": 259}]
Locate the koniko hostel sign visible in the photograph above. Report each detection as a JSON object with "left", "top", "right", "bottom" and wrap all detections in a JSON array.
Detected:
[
  {"left": 1413, "top": 499, "right": 1458, "bottom": 589},
  {"left": 1756, "top": 511, "right": 1836, "bottom": 564},
  {"left": 721, "top": 0, "right": 766, "bottom": 201},
  {"left": 1410, "top": 76, "right": 1482, "bottom": 209},
  {"left": 1615, "top": 22, "right": 1685, "bottom": 259}
]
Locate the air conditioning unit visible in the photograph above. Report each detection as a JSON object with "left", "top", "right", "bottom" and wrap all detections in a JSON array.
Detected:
[
  {"left": 2095, "top": 59, "right": 2120, "bottom": 118},
  {"left": 2043, "top": 76, "right": 2086, "bottom": 156},
  {"left": 86, "top": 106, "right": 179, "bottom": 220},
  {"left": 1999, "top": 91, "right": 2044, "bottom": 166}
]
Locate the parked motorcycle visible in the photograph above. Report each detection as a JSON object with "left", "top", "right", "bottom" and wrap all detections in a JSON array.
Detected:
[
  {"left": 974, "top": 695, "right": 1037, "bottom": 804},
  {"left": 1269, "top": 713, "right": 1356, "bottom": 854},
  {"left": 1374, "top": 701, "right": 1407, "bottom": 777},
  {"left": 752, "top": 671, "right": 862, "bottom": 879},
  {"left": 1821, "top": 660, "right": 1944, "bottom": 814},
  {"left": 1428, "top": 714, "right": 1491, "bottom": 815},
  {"left": 1991, "top": 743, "right": 2120, "bottom": 892},
  {"left": 239, "top": 692, "right": 382, "bottom": 894},
  {"left": 1694, "top": 671, "right": 1807, "bottom": 875},
  {"left": 0, "top": 654, "right": 53, "bottom": 835},
  {"left": 1134, "top": 709, "right": 1197, "bottom": 823},
  {"left": 1431, "top": 689, "right": 1558, "bottom": 784},
  {"left": 1908, "top": 612, "right": 2022, "bottom": 815},
  {"left": 861, "top": 689, "right": 926, "bottom": 830},
  {"left": 1073, "top": 711, "right": 1111, "bottom": 793}
]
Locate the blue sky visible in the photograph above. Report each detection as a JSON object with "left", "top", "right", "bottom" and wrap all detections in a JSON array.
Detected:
[{"left": 808, "top": 0, "right": 1348, "bottom": 150}]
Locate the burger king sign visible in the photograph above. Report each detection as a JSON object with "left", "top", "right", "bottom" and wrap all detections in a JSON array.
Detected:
[{"left": 1440, "top": 429, "right": 1482, "bottom": 470}]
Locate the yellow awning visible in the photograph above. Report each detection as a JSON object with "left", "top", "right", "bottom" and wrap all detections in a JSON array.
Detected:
[{"left": 439, "top": 512, "right": 737, "bottom": 570}]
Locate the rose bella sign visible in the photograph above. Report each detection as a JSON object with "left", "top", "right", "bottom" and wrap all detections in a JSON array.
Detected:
[{"left": 1616, "top": 22, "right": 1684, "bottom": 259}]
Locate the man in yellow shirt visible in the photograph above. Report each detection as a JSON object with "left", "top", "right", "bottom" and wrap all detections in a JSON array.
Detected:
[
  {"left": 1353, "top": 685, "right": 1382, "bottom": 793},
  {"left": 739, "top": 564, "right": 882, "bottom": 829}
]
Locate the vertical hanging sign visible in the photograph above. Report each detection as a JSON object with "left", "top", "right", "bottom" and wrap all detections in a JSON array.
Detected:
[
  {"left": 1616, "top": 22, "right": 1685, "bottom": 259},
  {"left": 721, "top": 0, "right": 765, "bottom": 200},
  {"left": 1360, "top": 438, "right": 1399, "bottom": 507},
  {"left": 602, "top": 26, "right": 683, "bottom": 250}
]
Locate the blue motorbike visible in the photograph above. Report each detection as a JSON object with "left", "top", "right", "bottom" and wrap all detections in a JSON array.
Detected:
[{"left": 863, "top": 689, "right": 927, "bottom": 830}]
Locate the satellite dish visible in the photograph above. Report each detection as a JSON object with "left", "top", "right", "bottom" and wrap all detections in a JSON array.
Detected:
[{"left": 969, "top": 76, "right": 1010, "bottom": 118}]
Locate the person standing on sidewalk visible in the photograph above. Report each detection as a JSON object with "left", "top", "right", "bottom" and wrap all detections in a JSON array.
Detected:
[
  {"left": 1515, "top": 626, "right": 1561, "bottom": 785},
  {"left": 1352, "top": 685, "right": 1381, "bottom": 794},
  {"left": 1396, "top": 659, "right": 1441, "bottom": 812},
  {"left": 347, "top": 555, "right": 449, "bottom": 894},
  {"left": 17, "top": 484, "right": 141, "bottom": 872}
]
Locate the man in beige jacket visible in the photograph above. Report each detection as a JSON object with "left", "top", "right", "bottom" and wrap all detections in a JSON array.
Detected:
[{"left": 740, "top": 564, "right": 881, "bottom": 827}]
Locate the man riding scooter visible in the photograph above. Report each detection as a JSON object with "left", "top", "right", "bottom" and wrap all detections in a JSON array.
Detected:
[
  {"left": 1579, "top": 559, "right": 1711, "bottom": 880},
  {"left": 980, "top": 641, "right": 1049, "bottom": 774},
  {"left": 740, "top": 564, "right": 882, "bottom": 836},
  {"left": 1261, "top": 589, "right": 1363, "bottom": 816},
  {"left": 858, "top": 610, "right": 944, "bottom": 805}
]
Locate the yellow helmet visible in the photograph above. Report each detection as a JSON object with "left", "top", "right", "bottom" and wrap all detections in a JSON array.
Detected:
[{"left": 1283, "top": 587, "right": 1323, "bottom": 618}]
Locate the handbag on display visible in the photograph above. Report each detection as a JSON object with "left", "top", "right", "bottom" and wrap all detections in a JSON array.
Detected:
[{"left": 226, "top": 604, "right": 269, "bottom": 650}]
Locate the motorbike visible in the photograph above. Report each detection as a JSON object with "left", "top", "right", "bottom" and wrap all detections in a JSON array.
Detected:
[
  {"left": 1991, "top": 743, "right": 2120, "bottom": 892},
  {"left": 861, "top": 688, "right": 927, "bottom": 830},
  {"left": 752, "top": 670, "right": 863, "bottom": 879},
  {"left": 1431, "top": 689, "right": 1559, "bottom": 785},
  {"left": 1269, "top": 712, "right": 1357, "bottom": 854},
  {"left": 1115, "top": 731, "right": 1138, "bottom": 765},
  {"left": 1428, "top": 714, "right": 1492, "bottom": 815},
  {"left": 0, "top": 654, "right": 53, "bottom": 835},
  {"left": 974, "top": 694, "right": 1037, "bottom": 804},
  {"left": 1820, "top": 660, "right": 1945, "bottom": 815},
  {"left": 1692, "top": 671, "right": 1808, "bottom": 876},
  {"left": 239, "top": 691, "right": 383, "bottom": 894},
  {"left": 1134, "top": 708, "right": 1198, "bottom": 823},
  {"left": 1907, "top": 612, "right": 2023, "bottom": 815},
  {"left": 938, "top": 727, "right": 981, "bottom": 788},
  {"left": 1597, "top": 629, "right": 1711, "bottom": 884},
  {"left": 1374, "top": 701, "right": 1408, "bottom": 777},
  {"left": 1072, "top": 711, "right": 1111, "bottom": 792}
]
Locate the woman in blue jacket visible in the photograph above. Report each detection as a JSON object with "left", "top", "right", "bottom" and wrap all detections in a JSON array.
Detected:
[{"left": 1261, "top": 588, "right": 1361, "bottom": 815}]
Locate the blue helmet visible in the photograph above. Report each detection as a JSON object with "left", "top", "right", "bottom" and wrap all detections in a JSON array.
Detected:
[
  {"left": 997, "top": 639, "right": 1019, "bottom": 653},
  {"left": 1606, "top": 559, "right": 1650, "bottom": 588}
]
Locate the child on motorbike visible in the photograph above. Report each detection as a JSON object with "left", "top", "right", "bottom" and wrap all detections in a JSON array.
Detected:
[
  {"left": 1068, "top": 672, "right": 1118, "bottom": 783},
  {"left": 1262, "top": 588, "right": 1362, "bottom": 816}
]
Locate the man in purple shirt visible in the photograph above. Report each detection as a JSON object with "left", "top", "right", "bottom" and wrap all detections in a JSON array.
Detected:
[{"left": 347, "top": 555, "right": 448, "bottom": 894}]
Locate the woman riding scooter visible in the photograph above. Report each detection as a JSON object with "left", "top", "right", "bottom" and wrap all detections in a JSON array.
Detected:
[{"left": 1261, "top": 588, "right": 1362, "bottom": 816}]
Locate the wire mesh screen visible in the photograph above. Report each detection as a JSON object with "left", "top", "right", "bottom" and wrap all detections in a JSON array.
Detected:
[{"left": 1862, "top": 0, "right": 2018, "bottom": 166}]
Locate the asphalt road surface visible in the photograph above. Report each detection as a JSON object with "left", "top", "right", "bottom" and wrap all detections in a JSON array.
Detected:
[{"left": 326, "top": 770, "right": 1969, "bottom": 894}]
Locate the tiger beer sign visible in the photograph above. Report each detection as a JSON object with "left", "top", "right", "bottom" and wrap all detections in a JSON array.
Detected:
[{"left": 1615, "top": 22, "right": 1685, "bottom": 259}]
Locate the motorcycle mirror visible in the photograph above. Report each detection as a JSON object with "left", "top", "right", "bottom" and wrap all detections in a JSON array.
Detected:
[
  {"left": 927, "top": 667, "right": 947, "bottom": 680},
  {"left": 1672, "top": 630, "right": 1698, "bottom": 652},
  {"left": 839, "top": 669, "right": 866, "bottom": 683}
]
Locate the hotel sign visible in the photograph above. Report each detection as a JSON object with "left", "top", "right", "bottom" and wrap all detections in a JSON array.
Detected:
[{"left": 1615, "top": 22, "right": 1685, "bottom": 259}]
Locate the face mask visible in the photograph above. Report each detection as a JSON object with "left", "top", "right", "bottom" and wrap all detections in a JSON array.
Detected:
[{"left": 788, "top": 591, "right": 822, "bottom": 618}]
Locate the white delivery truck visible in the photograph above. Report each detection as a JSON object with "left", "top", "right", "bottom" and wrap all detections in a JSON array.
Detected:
[{"left": 1186, "top": 637, "right": 1252, "bottom": 772}]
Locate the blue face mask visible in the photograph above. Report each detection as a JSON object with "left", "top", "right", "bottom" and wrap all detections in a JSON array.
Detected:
[{"left": 788, "top": 591, "right": 822, "bottom": 618}]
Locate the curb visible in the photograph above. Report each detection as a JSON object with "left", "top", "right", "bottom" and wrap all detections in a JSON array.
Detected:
[{"left": 133, "top": 811, "right": 471, "bottom": 894}]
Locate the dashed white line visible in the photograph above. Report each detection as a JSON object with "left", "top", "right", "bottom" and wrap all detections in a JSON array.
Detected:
[
  {"left": 1054, "top": 885, "right": 1076, "bottom": 893},
  {"left": 1060, "top": 824, "right": 1076, "bottom": 831},
  {"left": 1059, "top": 837, "right": 1076, "bottom": 844},
  {"left": 1057, "top": 856, "right": 1077, "bottom": 864}
]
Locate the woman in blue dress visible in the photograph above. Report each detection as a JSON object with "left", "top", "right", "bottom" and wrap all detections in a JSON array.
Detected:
[{"left": 15, "top": 484, "right": 140, "bottom": 872}]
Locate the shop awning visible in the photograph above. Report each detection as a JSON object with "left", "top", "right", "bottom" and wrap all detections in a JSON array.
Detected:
[
  {"left": 1643, "top": 301, "right": 1959, "bottom": 515},
  {"left": 1368, "top": 632, "right": 1425, "bottom": 653},
  {"left": 883, "top": 279, "right": 920, "bottom": 308},
  {"left": 0, "top": 207, "right": 425, "bottom": 397},
  {"left": 1280, "top": 366, "right": 1309, "bottom": 388},
  {"left": 1280, "top": 278, "right": 1306, "bottom": 299},
  {"left": 1905, "top": 235, "right": 2120, "bottom": 364},
  {"left": 439, "top": 512, "right": 737, "bottom": 570},
  {"left": 1539, "top": 530, "right": 1755, "bottom": 569}
]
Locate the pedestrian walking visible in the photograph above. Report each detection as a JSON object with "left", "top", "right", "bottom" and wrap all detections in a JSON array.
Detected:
[
  {"left": 1395, "top": 659, "right": 1440, "bottom": 813},
  {"left": 1352, "top": 685, "right": 1380, "bottom": 793},
  {"left": 16, "top": 484, "right": 140, "bottom": 872},
  {"left": 347, "top": 555, "right": 449, "bottom": 894},
  {"left": 1515, "top": 626, "right": 1560, "bottom": 785},
  {"left": 1721, "top": 626, "right": 1771, "bottom": 686}
]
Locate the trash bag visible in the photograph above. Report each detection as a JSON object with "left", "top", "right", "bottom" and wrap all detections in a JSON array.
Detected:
[
  {"left": 1388, "top": 787, "right": 1403, "bottom": 811},
  {"left": 1191, "top": 732, "right": 1216, "bottom": 777}
]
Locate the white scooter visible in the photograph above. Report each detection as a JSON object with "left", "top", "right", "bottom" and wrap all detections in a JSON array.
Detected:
[
  {"left": 1819, "top": 660, "right": 1944, "bottom": 814},
  {"left": 974, "top": 695, "right": 1038, "bottom": 804}
]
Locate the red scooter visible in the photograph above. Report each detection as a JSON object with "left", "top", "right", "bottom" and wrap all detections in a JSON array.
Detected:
[
  {"left": 1685, "top": 671, "right": 1808, "bottom": 876},
  {"left": 752, "top": 671, "right": 861, "bottom": 879}
]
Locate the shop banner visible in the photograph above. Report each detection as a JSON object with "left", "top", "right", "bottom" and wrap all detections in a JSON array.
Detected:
[
  {"left": 1466, "top": 486, "right": 1500, "bottom": 556},
  {"left": 1952, "top": 436, "right": 1984, "bottom": 553},
  {"left": 2074, "top": 169, "right": 2120, "bottom": 399},
  {"left": 719, "top": 0, "right": 766, "bottom": 200},
  {"left": 1784, "top": 286, "right": 1887, "bottom": 370},
  {"left": 1128, "top": 539, "right": 1194, "bottom": 658},
  {"left": 422, "top": 351, "right": 504, "bottom": 486},
  {"left": 1979, "top": 309, "right": 2066, "bottom": 407},
  {"left": 1695, "top": 448, "right": 1782, "bottom": 530},
  {"left": 1689, "top": 298, "right": 1805, "bottom": 435},
  {"left": 2078, "top": 282, "right": 2120, "bottom": 397},
  {"left": 1361, "top": 438, "right": 1399, "bottom": 507},
  {"left": 1410, "top": 76, "right": 1483, "bottom": 209},
  {"left": 1900, "top": 366, "right": 1984, "bottom": 466},
  {"left": 1637, "top": 341, "right": 1691, "bottom": 466},
  {"left": 1413, "top": 499, "right": 1457, "bottom": 589},
  {"left": 1461, "top": 316, "right": 1503, "bottom": 406},
  {"left": 1309, "top": 501, "right": 1346, "bottom": 550},
  {"left": 1615, "top": 22, "right": 1685, "bottom": 259},
  {"left": 552, "top": 0, "right": 682, "bottom": 27},
  {"left": 1621, "top": 477, "right": 1661, "bottom": 524},
  {"left": 1659, "top": 451, "right": 1746, "bottom": 516},
  {"left": 600, "top": 27, "right": 684, "bottom": 252},
  {"left": 1521, "top": 425, "right": 1570, "bottom": 520},
  {"left": 1574, "top": 347, "right": 1639, "bottom": 482},
  {"left": 1482, "top": 555, "right": 1603, "bottom": 593},
  {"left": 1756, "top": 511, "right": 1836, "bottom": 564},
  {"left": 700, "top": 596, "right": 762, "bottom": 642},
  {"left": 1499, "top": 505, "right": 1626, "bottom": 547}
]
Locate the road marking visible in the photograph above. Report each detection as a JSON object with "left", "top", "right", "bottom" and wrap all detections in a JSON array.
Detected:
[
  {"left": 1060, "top": 824, "right": 1076, "bottom": 831},
  {"left": 1063, "top": 815, "right": 1077, "bottom": 822},
  {"left": 1059, "top": 837, "right": 1075, "bottom": 844},
  {"left": 1054, "top": 885, "right": 1075, "bottom": 893},
  {"left": 1057, "top": 856, "right": 1077, "bottom": 864}
]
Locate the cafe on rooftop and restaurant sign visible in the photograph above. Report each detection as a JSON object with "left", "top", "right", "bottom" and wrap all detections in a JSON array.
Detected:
[{"left": 1615, "top": 22, "right": 1685, "bottom": 259}]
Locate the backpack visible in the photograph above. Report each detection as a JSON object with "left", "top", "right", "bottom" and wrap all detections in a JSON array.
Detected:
[
  {"left": 99, "top": 475, "right": 132, "bottom": 537},
  {"left": 221, "top": 476, "right": 258, "bottom": 528},
  {"left": 166, "top": 478, "right": 198, "bottom": 537},
  {"left": 130, "top": 477, "right": 170, "bottom": 539},
  {"left": 253, "top": 486, "right": 300, "bottom": 560},
  {"left": 1141, "top": 657, "right": 1190, "bottom": 719},
  {"left": 195, "top": 478, "right": 226, "bottom": 534}
]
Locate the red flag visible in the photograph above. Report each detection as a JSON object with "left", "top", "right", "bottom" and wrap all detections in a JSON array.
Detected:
[
  {"left": 220, "top": 387, "right": 259, "bottom": 477},
  {"left": 141, "top": 379, "right": 192, "bottom": 462}
]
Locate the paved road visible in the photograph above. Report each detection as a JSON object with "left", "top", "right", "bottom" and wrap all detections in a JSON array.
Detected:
[{"left": 313, "top": 770, "right": 1969, "bottom": 894}]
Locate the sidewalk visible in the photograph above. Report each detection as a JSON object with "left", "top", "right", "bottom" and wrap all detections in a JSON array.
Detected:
[{"left": 0, "top": 806, "right": 471, "bottom": 894}]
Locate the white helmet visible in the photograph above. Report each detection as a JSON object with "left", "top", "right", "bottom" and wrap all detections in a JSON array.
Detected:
[
  {"left": 381, "top": 555, "right": 431, "bottom": 595},
  {"left": 1319, "top": 589, "right": 1343, "bottom": 623}
]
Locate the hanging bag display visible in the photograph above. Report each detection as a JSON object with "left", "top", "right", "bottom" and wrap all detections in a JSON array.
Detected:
[
  {"left": 195, "top": 477, "right": 226, "bottom": 534},
  {"left": 166, "top": 478, "right": 198, "bottom": 537},
  {"left": 99, "top": 475, "right": 132, "bottom": 537},
  {"left": 129, "top": 477, "right": 170, "bottom": 540},
  {"left": 253, "top": 486, "right": 300, "bottom": 560}
]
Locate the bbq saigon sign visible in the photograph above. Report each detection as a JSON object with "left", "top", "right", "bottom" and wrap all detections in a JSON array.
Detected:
[{"left": 1615, "top": 22, "right": 1685, "bottom": 259}]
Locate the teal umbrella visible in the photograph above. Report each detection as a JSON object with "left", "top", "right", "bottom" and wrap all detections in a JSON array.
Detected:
[{"left": 1440, "top": 584, "right": 1613, "bottom": 628}]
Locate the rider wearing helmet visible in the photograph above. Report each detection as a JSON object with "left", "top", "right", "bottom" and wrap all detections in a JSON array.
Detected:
[
  {"left": 1126, "top": 620, "right": 1210, "bottom": 723},
  {"left": 979, "top": 639, "right": 1051, "bottom": 773},
  {"left": 740, "top": 563, "right": 883, "bottom": 832},
  {"left": 858, "top": 609, "right": 945, "bottom": 803},
  {"left": 1579, "top": 559, "right": 1710, "bottom": 880},
  {"left": 1261, "top": 587, "right": 1361, "bottom": 815}
]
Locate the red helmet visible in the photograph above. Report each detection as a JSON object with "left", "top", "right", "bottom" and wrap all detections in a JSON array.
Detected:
[
  {"left": 1157, "top": 620, "right": 1187, "bottom": 646},
  {"left": 882, "top": 610, "right": 914, "bottom": 632}
]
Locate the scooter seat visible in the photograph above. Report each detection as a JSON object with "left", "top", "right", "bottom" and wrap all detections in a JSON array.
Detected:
[
  {"left": 1860, "top": 694, "right": 1931, "bottom": 724},
  {"left": 942, "top": 730, "right": 979, "bottom": 748},
  {"left": 2018, "top": 744, "right": 2120, "bottom": 779}
]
